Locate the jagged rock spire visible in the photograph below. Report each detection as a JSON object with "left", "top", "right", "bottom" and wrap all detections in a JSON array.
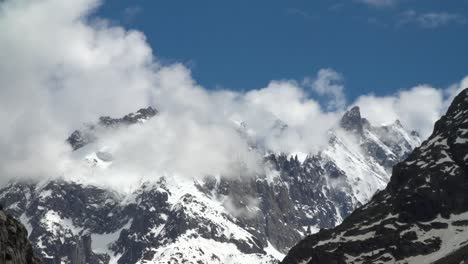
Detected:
[
  {"left": 67, "top": 106, "right": 158, "bottom": 150},
  {"left": 340, "top": 106, "right": 364, "bottom": 134},
  {"left": 281, "top": 88, "right": 468, "bottom": 264}
]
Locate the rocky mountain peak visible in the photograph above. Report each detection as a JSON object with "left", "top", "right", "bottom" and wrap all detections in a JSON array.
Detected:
[
  {"left": 340, "top": 106, "right": 364, "bottom": 134},
  {"left": 431, "top": 89, "right": 468, "bottom": 136},
  {"left": 388, "top": 88, "right": 468, "bottom": 219},
  {"left": 67, "top": 106, "right": 158, "bottom": 150},
  {"left": 393, "top": 119, "right": 403, "bottom": 127},
  {"left": 1, "top": 101, "right": 421, "bottom": 264},
  {"left": 99, "top": 106, "right": 158, "bottom": 127},
  {"left": 281, "top": 88, "right": 468, "bottom": 264}
]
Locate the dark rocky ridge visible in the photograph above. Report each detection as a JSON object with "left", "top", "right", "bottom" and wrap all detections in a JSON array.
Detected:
[
  {"left": 340, "top": 106, "right": 366, "bottom": 135},
  {"left": 98, "top": 106, "right": 157, "bottom": 127},
  {"left": 0, "top": 208, "right": 41, "bottom": 264},
  {"left": 0, "top": 105, "right": 419, "bottom": 263},
  {"left": 67, "top": 106, "right": 157, "bottom": 150},
  {"left": 340, "top": 106, "right": 418, "bottom": 169},
  {"left": 281, "top": 88, "right": 468, "bottom": 264}
]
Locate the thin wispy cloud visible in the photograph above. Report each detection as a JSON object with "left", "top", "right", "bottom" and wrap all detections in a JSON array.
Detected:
[
  {"left": 398, "top": 10, "right": 466, "bottom": 28},
  {"left": 123, "top": 6, "right": 142, "bottom": 24},
  {"left": 285, "top": 8, "right": 316, "bottom": 20},
  {"left": 304, "top": 68, "right": 346, "bottom": 111},
  {"left": 367, "top": 17, "right": 381, "bottom": 26},
  {"left": 355, "top": 0, "right": 398, "bottom": 8},
  {"left": 329, "top": 3, "right": 345, "bottom": 12}
]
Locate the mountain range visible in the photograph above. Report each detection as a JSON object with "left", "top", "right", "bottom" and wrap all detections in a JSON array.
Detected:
[
  {"left": 0, "top": 103, "right": 420, "bottom": 263},
  {"left": 281, "top": 88, "right": 468, "bottom": 264}
]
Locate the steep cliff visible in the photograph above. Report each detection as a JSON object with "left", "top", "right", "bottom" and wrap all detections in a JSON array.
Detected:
[
  {"left": 281, "top": 88, "right": 468, "bottom": 264},
  {"left": 0, "top": 208, "right": 41, "bottom": 264},
  {"left": 0, "top": 106, "right": 419, "bottom": 263}
]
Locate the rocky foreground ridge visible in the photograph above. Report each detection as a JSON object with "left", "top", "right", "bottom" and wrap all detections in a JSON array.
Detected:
[
  {"left": 0, "top": 207, "right": 41, "bottom": 264},
  {"left": 281, "top": 88, "right": 468, "bottom": 264}
]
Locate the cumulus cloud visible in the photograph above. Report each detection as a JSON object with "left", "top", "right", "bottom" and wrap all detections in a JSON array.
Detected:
[
  {"left": 0, "top": 0, "right": 467, "bottom": 189},
  {"left": 0, "top": 0, "right": 156, "bottom": 185},
  {"left": 354, "top": 78, "right": 468, "bottom": 138},
  {"left": 398, "top": 10, "right": 466, "bottom": 28},
  {"left": 62, "top": 66, "right": 342, "bottom": 190},
  {"left": 0, "top": 0, "right": 342, "bottom": 187}
]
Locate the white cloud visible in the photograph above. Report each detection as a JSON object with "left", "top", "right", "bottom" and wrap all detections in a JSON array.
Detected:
[
  {"left": 305, "top": 68, "right": 346, "bottom": 111},
  {"left": 0, "top": 0, "right": 467, "bottom": 189},
  {"left": 399, "top": 10, "right": 466, "bottom": 28},
  {"left": 0, "top": 0, "right": 156, "bottom": 185},
  {"left": 353, "top": 80, "right": 468, "bottom": 138},
  {"left": 446, "top": 76, "right": 468, "bottom": 104},
  {"left": 222, "top": 195, "right": 260, "bottom": 219},
  {"left": 0, "top": 0, "right": 342, "bottom": 187},
  {"left": 241, "top": 80, "right": 341, "bottom": 154}
]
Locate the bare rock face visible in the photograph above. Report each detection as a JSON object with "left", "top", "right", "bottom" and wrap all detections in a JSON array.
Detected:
[
  {"left": 281, "top": 88, "right": 468, "bottom": 264},
  {"left": 0, "top": 209, "right": 41, "bottom": 264},
  {"left": 340, "top": 106, "right": 365, "bottom": 135},
  {"left": 0, "top": 105, "right": 420, "bottom": 263},
  {"left": 66, "top": 106, "right": 158, "bottom": 150}
]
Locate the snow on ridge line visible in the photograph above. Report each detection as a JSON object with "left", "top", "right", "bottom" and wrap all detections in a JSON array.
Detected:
[
  {"left": 0, "top": 106, "right": 422, "bottom": 264},
  {"left": 137, "top": 233, "right": 279, "bottom": 264}
]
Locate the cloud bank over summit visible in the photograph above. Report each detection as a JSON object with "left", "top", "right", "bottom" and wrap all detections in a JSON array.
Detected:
[{"left": 0, "top": 0, "right": 466, "bottom": 186}]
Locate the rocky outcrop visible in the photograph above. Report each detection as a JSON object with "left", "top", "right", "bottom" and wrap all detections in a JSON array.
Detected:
[
  {"left": 281, "top": 88, "right": 468, "bottom": 264},
  {"left": 340, "top": 106, "right": 366, "bottom": 135},
  {"left": 0, "top": 208, "right": 41, "bottom": 264},
  {"left": 98, "top": 106, "right": 157, "bottom": 127},
  {"left": 66, "top": 106, "right": 157, "bottom": 150},
  {"left": 0, "top": 106, "right": 420, "bottom": 263}
]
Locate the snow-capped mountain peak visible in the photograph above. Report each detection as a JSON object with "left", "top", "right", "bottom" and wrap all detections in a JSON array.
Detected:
[
  {"left": 281, "top": 88, "right": 468, "bottom": 264},
  {"left": 0, "top": 104, "right": 421, "bottom": 264}
]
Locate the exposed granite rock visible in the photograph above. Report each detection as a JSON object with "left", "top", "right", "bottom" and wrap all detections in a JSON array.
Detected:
[
  {"left": 98, "top": 106, "right": 157, "bottom": 127},
  {"left": 66, "top": 106, "right": 157, "bottom": 150},
  {"left": 340, "top": 106, "right": 364, "bottom": 135},
  {"left": 0, "top": 209, "right": 41, "bottom": 264},
  {"left": 0, "top": 105, "right": 420, "bottom": 263},
  {"left": 281, "top": 88, "right": 468, "bottom": 264}
]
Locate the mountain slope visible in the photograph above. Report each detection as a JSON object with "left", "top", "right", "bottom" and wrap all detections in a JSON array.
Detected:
[
  {"left": 281, "top": 88, "right": 468, "bottom": 264},
  {"left": 0, "top": 107, "right": 419, "bottom": 263},
  {"left": 0, "top": 208, "right": 41, "bottom": 264}
]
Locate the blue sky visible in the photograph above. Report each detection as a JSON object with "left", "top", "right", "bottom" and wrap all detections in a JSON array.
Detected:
[{"left": 96, "top": 0, "right": 468, "bottom": 101}]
